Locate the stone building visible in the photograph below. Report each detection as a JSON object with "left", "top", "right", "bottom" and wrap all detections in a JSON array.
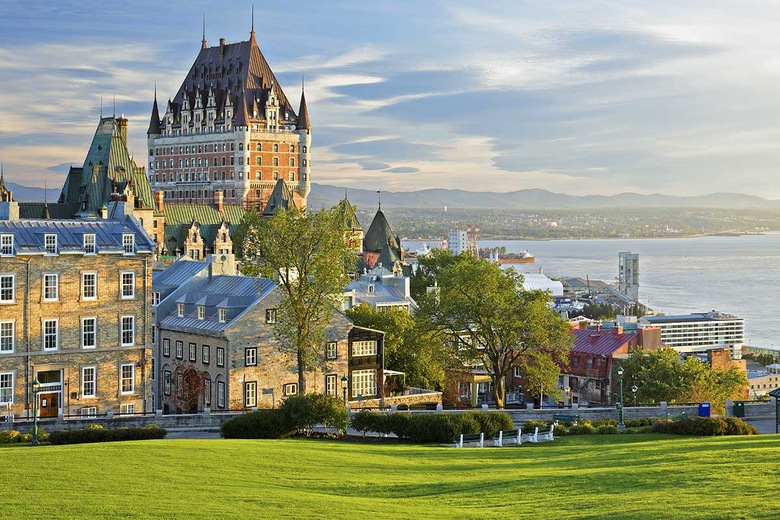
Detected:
[
  {"left": 0, "top": 186, "right": 156, "bottom": 419},
  {"left": 146, "top": 23, "right": 312, "bottom": 210}
]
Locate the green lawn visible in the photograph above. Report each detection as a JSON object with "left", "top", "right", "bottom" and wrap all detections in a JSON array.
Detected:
[{"left": 2, "top": 434, "right": 779, "bottom": 519}]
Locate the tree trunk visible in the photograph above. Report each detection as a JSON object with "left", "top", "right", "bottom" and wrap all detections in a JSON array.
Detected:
[{"left": 492, "top": 375, "right": 505, "bottom": 409}]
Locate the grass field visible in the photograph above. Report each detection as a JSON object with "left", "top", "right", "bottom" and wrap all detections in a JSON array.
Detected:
[{"left": 2, "top": 433, "right": 779, "bottom": 519}]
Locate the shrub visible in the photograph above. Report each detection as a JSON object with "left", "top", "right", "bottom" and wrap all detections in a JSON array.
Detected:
[
  {"left": 48, "top": 426, "right": 167, "bottom": 445},
  {"left": 0, "top": 430, "right": 20, "bottom": 443},
  {"left": 567, "top": 423, "right": 597, "bottom": 435},
  {"left": 595, "top": 425, "right": 619, "bottom": 435},
  {"left": 651, "top": 417, "right": 757, "bottom": 436},
  {"left": 220, "top": 410, "right": 294, "bottom": 439}
]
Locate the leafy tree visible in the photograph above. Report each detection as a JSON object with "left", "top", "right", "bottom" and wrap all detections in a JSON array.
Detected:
[
  {"left": 345, "top": 303, "right": 453, "bottom": 390},
  {"left": 241, "top": 207, "right": 355, "bottom": 393},
  {"left": 418, "top": 256, "right": 572, "bottom": 408}
]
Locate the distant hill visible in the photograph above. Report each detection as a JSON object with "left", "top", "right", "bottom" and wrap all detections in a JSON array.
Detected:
[
  {"left": 6, "top": 183, "right": 61, "bottom": 203},
  {"left": 309, "top": 184, "right": 780, "bottom": 210}
]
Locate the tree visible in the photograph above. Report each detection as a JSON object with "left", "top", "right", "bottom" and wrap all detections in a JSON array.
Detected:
[
  {"left": 418, "top": 256, "right": 572, "bottom": 408},
  {"left": 241, "top": 207, "right": 354, "bottom": 393},
  {"left": 345, "top": 303, "right": 453, "bottom": 390}
]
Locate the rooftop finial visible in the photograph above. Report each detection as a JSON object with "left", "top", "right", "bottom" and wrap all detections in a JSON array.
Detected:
[{"left": 202, "top": 14, "right": 207, "bottom": 49}]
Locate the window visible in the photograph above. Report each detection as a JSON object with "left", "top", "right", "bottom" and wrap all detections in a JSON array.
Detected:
[
  {"left": 45, "top": 234, "right": 57, "bottom": 254},
  {"left": 177, "top": 303, "right": 184, "bottom": 317},
  {"left": 352, "top": 340, "right": 377, "bottom": 357},
  {"left": 202, "top": 345, "right": 210, "bottom": 364},
  {"left": 120, "top": 364, "right": 135, "bottom": 394},
  {"left": 325, "top": 374, "right": 337, "bottom": 396},
  {"left": 245, "top": 348, "right": 257, "bottom": 366},
  {"left": 217, "top": 381, "right": 226, "bottom": 408},
  {"left": 266, "top": 308, "right": 277, "bottom": 324},
  {"left": 0, "top": 372, "right": 13, "bottom": 403},
  {"left": 218, "top": 308, "right": 226, "bottom": 323},
  {"left": 0, "top": 234, "right": 13, "bottom": 255},
  {"left": 189, "top": 342, "right": 197, "bottom": 362},
  {"left": 0, "top": 275, "right": 13, "bottom": 302},
  {"left": 120, "top": 403, "right": 135, "bottom": 415},
  {"left": 121, "top": 272, "right": 135, "bottom": 299},
  {"left": 82, "top": 272, "right": 97, "bottom": 300},
  {"left": 81, "top": 317, "right": 96, "bottom": 348},
  {"left": 204, "top": 379, "right": 212, "bottom": 406},
  {"left": 326, "top": 341, "right": 337, "bottom": 360},
  {"left": 164, "top": 371, "right": 172, "bottom": 394},
  {"left": 351, "top": 369, "right": 376, "bottom": 398},
  {"left": 0, "top": 321, "right": 14, "bottom": 353},
  {"left": 244, "top": 381, "right": 257, "bottom": 408},
  {"left": 43, "top": 319, "right": 58, "bottom": 350},
  {"left": 82, "top": 367, "right": 96, "bottom": 398},
  {"left": 163, "top": 338, "right": 170, "bottom": 357},
  {"left": 43, "top": 273, "right": 58, "bottom": 301},
  {"left": 176, "top": 341, "right": 183, "bottom": 359},
  {"left": 83, "top": 234, "right": 96, "bottom": 254},
  {"left": 283, "top": 383, "right": 298, "bottom": 396},
  {"left": 123, "top": 234, "right": 135, "bottom": 254},
  {"left": 197, "top": 306, "right": 205, "bottom": 320},
  {"left": 121, "top": 316, "right": 135, "bottom": 346},
  {"left": 217, "top": 347, "right": 225, "bottom": 367}
]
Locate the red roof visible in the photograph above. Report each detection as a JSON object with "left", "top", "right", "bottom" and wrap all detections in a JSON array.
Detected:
[{"left": 571, "top": 329, "right": 638, "bottom": 357}]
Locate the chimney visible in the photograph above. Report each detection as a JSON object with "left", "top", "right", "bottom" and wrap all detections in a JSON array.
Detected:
[
  {"left": 215, "top": 190, "right": 224, "bottom": 213},
  {"left": 155, "top": 190, "right": 164, "bottom": 213}
]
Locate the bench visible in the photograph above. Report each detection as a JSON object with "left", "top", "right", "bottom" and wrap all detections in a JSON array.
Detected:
[
  {"left": 552, "top": 414, "right": 580, "bottom": 424},
  {"left": 455, "top": 432, "right": 484, "bottom": 448},
  {"left": 493, "top": 428, "right": 522, "bottom": 447},
  {"left": 528, "top": 424, "right": 555, "bottom": 443}
]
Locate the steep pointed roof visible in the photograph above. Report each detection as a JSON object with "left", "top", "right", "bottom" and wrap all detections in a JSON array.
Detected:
[
  {"left": 262, "top": 179, "right": 297, "bottom": 217},
  {"left": 363, "top": 208, "right": 398, "bottom": 253},
  {"left": 147, "top": 90, "right": 161, "bottom": 135},
  {"left": 297, "top": 89, "right": 311, "bottom": 130}
]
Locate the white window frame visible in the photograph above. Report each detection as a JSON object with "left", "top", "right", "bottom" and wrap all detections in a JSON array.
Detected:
[
  {"left": 44, "top": 234, "right": 57, "bottom": 255},
  {"left": 0, "top": 372, "right": 14, "bottom": 404},
  {"left": 120, "top": 315, "right": 135, "bottom": 346},
  {"left": 0, "top": 274, "right": 14, "bottom": 303},
  {"left": 352, "top": 340, "right": 377, "bottom": 357},
  {"left": 43, "top": 273, "right": 59, "bottom": 301},
  {"left": 0, "top": 321, "right": 14, "bottom": 353},
  {"left": 217, "top": 381, "right": 226, "bottom": 408},
  {"left": 0, "top": 234, "right": 13, "bottom": 256},
  {"left": 42, "top": 319, "right": 58, "bottom": 351},
  {"left": 120, "top": 364, "right": 135, "bottom": 394},
  {"left": 81, "top": 317, "right": 97, "bottom": 349},
  {"left": 245, "top": 348, "right": 257, "bottom": 366},
  {"left": 123, "top": 234, "right": 135, "bottom": 255},
  {"left": 244, "top": 381, "right": 257, "bottom": 408},
  {"left": 82, "top": 272, "right": 97, "bottom": 300},
  {"left": 351, "top": 369, "right": 376, "bottom": 398},
  {"left": 83, "top": 234, "right": 96, "bottom": 254},
  {"left": 82, "top": 366, "right": 96, "bottom": 398},
  {"left": 120, "top": 272, "right": 135, "bottom": 299}
]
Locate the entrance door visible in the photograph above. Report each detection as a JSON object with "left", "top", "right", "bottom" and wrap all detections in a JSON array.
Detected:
[{"left": 39, "top": 393, "right": 59, "bottom": 418}]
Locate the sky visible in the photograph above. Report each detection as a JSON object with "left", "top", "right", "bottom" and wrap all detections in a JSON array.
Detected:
[{"left": 2, "top": 1, "right": 780, "bottom": 197}]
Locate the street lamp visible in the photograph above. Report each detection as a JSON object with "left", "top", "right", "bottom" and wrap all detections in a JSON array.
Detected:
[
  {"left": 340, "top": 375, "right": 348, "bottom": 405},
  {"left": 616, "top": 366, "right": 625, "bottom": 428},
  {"left": 31, "top": 379, "right": 41, "bottom": 445},
  {"left": 631, "top": 385, "right": 638, "bottom": 407}
]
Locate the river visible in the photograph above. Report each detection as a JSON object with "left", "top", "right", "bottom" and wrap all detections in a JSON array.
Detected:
[{"left": 403, "top": 235, "right": 780, "bottom": 349}]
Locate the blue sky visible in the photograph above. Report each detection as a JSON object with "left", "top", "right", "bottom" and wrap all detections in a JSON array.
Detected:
[{"left": 2, "top": 1, "right": 780, "bottom": 197}]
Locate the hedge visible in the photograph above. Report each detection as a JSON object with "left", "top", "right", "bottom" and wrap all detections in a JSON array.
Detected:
[{"left": 48, "top": 425, "right": 166, "bottom": 445}]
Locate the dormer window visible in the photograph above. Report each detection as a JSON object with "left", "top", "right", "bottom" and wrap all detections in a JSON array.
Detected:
[
  {"left": 197, "top": 306, "right": 205, "bottom": 320},
  {"left": 123, "top": 234, "right": 135, "bottom": 254},
  {"left": 83, "top": 234, "right": 96, "bottom": 254},
  {"left": 44, "top": 234, "right": 57, "bottom": 255},
  {"left": 177, "top": 303, "right": 184, "bottom": 317},
  {"left": 0, "top": 235, "right": 13, "bottom": 256}
]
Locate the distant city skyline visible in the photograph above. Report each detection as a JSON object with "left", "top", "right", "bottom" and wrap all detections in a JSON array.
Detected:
[{"left": 2, "top": 1, "right": 780, "bottom": 197}]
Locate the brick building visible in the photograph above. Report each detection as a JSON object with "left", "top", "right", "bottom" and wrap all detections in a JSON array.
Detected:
[{"left": 0, "top": 186, "right": 156, "bottom": 419}]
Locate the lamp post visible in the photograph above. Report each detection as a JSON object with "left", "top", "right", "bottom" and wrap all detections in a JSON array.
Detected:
[
  {"left": 340, "top": 375, "right": 348, "bottom": 406},
  {"left": 631, "top": 385, "right": 638, "bottom": 407},
  {"left": 31, "top": 379, "right": 40, "bottom": 445},
  {"left": 616, "top": 366, "right": 625, "bottom": 428}
]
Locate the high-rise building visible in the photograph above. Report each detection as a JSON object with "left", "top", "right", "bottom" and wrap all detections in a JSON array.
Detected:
[
  {"left": 146, "top": 24, "right": 311, "bottom": 211},
  {"left": 618, "top": 251, "right": 639, "bottom": 301}
]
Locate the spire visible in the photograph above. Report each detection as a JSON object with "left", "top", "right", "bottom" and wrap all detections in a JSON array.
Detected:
[
  {"left": 147, "top": 83, "right": 161, "bottom": 135},
  {"left": 297, "top": 79, "right": 311, "bottom": 131},
  {"left": 201, "top": 14, "right": 207, "bottom": 49}
]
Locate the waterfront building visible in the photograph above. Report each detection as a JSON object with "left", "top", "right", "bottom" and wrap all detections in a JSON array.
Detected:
[
  {"left": 618, "top": 251, "right": 639, "bottom": 302},
  {"left": 639, "top": 311, "right": 744, "bottom": 359},
  {"left": 146, "top": 25, "right": 311, "bottom": 210},
  {"left": 0, "top": 186, "right": 156, "bottom": 419}
]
